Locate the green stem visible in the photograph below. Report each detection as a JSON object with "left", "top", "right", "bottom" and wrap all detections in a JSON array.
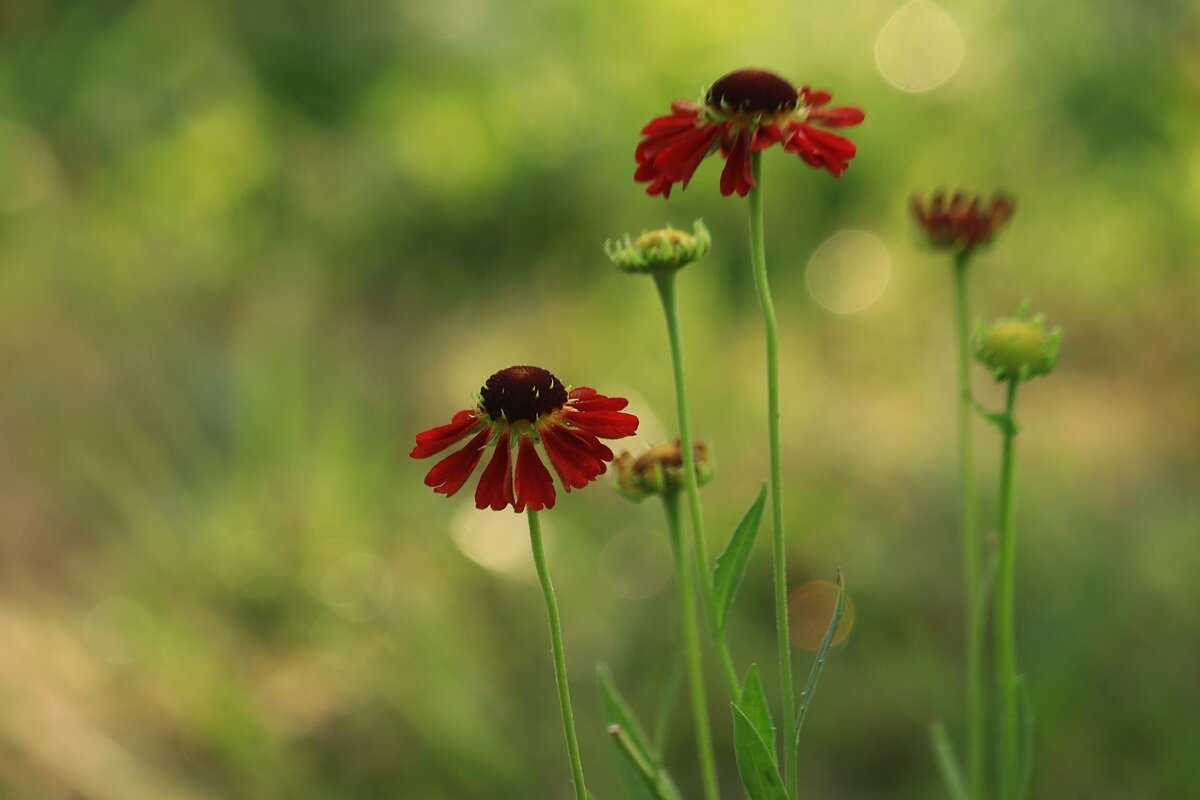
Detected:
[
  {"left": 994, "top": 380, "right": 1020, "bottom": 800},
  {"left": 953, "top": 253, "right": 986, "bottom": 800},
  {"left": 652, "top": 270, "right": 740, "bottom": 697},
  {"left": 661, "top": 492, "right": 722, "bottom": 800},
  {"left": 526, "top": 510, "right": 588, "bottom": 800},
  {"left": 747, "top": 152, "right": 797, "bottom": 798}
]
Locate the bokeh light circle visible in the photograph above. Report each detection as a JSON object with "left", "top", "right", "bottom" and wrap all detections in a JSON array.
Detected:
[
  {"left": 451, "top": 503, "right": 535, "bottom": 577},
  {"left": 596, "top": 527, "right": 670, "bottom": 600},
  {"left": 875, "top": 0, "right": 966, "bottom": 92},
  {"left": 788, "top": 580, "right": 855, "bottom": 652},
  {"left": 805, "top": 230, "right": 891, "bottom": 314}
]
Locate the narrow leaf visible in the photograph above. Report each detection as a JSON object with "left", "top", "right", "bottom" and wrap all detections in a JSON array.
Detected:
[
  {"left": 713, "top": 484, "right": 767, "bottom": 630},
  {"left": 731, "top": 703, "right": 789, "bottom": 800},
  {"left": 738, "top": 664, "right": 776, "bottom": 760},
  {"left": 928, "top": 720, "right": 970, "bottom": 800},
  {"left": 597, "top": 664, "right": 683, "bottom": 800},
  {"left": 607, "top": 725, "right": 683, "bottom": 800},
  {"left": 598, "top": 664, "right": 656, "bottom": 761},
  {"left": 794, "top": 569, "right": 847, "bottom": 752},
  {"left": 972, "top": 399, "right": 1018, "bottom": 436}
]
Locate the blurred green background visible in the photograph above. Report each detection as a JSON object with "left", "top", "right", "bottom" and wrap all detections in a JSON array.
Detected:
[{"left": 2, "top": 0, "right": 1198, "bottom": 797}]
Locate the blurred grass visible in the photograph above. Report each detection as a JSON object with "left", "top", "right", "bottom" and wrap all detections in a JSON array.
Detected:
[{"left": 1, "top": 0, "right": 1198, "bottom": 797}]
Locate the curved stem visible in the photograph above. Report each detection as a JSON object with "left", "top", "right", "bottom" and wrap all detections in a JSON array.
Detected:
[
  {"left": 661, "top": 492, "right": 722, "bottom": 800},
  {"left": 994, "top": 380, "right": 1020, "bottom": 800},
  {"left": 526, "top": 510, "right": 588, "bottom": 800},
  {"left": 953, "top": 253, "right": 986, "bottom": 800},
  {"left": 747, "top": 152, "right": 797, "bottom": 797},
  {"left": 652, "top": 270, "right": 740, "bottom": 697}
]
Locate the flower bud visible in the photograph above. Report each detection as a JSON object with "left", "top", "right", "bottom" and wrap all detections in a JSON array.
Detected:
[
  {"left": 605, "top": 220, "right": 711, "bottom": 275},
  {"left": 613, "top": 441, "right": 713, "bottom": 501},
  {"left": 975, "top": 307, "right": 1061, "bottom": 382}
]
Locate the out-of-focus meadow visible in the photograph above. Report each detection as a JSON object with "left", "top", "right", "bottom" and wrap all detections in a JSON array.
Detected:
[{"left": 2, "top": 1, "right": 1198, "bottom": 797}]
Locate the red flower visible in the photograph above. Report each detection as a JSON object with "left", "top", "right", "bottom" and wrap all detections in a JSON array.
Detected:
[
  {"left": 635, "top": 68, "right": 865, "bottom": 198},
  {"left": 411, "top": 366, "right": 639, "bottom": 512},
  {"left": 911, "top": 190, "right": 1016, "bottom": 253}
]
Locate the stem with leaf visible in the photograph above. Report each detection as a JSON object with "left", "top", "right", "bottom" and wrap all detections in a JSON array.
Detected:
[
  {"left": 746, "top": 152, "right": 797, "bottom": 797},
  {"left": 652, "top": 269, "right": 741, "bottom": 698}
]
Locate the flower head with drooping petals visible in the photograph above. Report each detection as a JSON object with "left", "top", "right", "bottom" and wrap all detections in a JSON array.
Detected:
[
  {"left": 911, "top": 190, "right": 1016, "bottom": 254},
  {"left": 411, "top": 366, "right": 639, "bottom": 512},
  {"left": 613, "top": 440, "right": 713, "bottom": 502},
  {"left": 635, "top": 68, "right": 866, "bottom": 198}
]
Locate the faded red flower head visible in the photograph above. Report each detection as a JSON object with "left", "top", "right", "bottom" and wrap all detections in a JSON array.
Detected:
[
  {"left": 411, "top": 366, "right": 639, "bottom": 512},
  {"left": 911, "top": 190, "right": 1016, "bottom": 254},
  {"left": 635, "top": 68, "right": 865, "bottom": 198}
]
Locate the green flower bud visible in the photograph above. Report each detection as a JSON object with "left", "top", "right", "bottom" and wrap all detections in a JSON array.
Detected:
[
  {"left": 613, "top": 441, "right": 713, "bottom": 501},
  {"left": 605, "top": 220, "right": 711, "bottom": 275},
  {"left": 975, "top": 306, "right": 1061, "bottom": 382}
]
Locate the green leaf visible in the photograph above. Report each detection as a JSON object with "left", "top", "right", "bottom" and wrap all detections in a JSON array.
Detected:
[
  {"left": 971, "top": 399, "right": 1018, "bottom": 436},
  {"left": 597, "top": 664, "right": 655, "bottom": 761},
  {"left": 731, "top": 703, "right": 789, "bottom": 800},
  {"left": 713, "top": 484, "right": 767, "bottom": 631},
  {"left": 738, "top": 664, "right": 776, "bottom": 760},
  {"left": 597, "top": 664, "right": 683, "bottom": 800},
  {"left": 928, "top": 720, "right": 970, "bottom": 800},
  {"left": 1015, "top": 674, "right": 1035, "bottom": 800},
  {"left": 607, "top": 725, "right": 683, "bottom": 800},
  {"left": 794, "top": 569, "right": 847, "bottom": 751}
]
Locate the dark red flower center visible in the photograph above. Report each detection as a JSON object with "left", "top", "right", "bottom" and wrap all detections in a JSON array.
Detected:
[
  {"left": 706, "top": 69, "right": 798, "bottom": 113},
  {"left": 480, "top": 365, "right": 568, "bottom": 423}
]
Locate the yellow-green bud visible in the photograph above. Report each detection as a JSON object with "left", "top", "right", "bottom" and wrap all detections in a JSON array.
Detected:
[
  {"left": 975, "top": 308, "right": 1061, "bottom": 382},
  {"left": 613, "top": 441, "right": 713, "bottom": 501},
  {"left": 605, "top": 220, "right": 711, "bottom": 275}
]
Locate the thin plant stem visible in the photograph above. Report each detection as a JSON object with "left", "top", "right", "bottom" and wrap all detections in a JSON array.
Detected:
[
  {"left": 526, "top": 509, "right": 588, "bottom": 800},
  {"left": 994, "top": 380, "right": 1020, "bottom": 800},
  {"left": 661, "top": 491, "right": 722, "bottom": 800},
  {"left": 652, "top": 270, "right": 741, "bottom": 697},
  {"left": 953, "top": 252, "right": 987, "bottom": 800},
  {"left": 746, "top": 152, "right": 797, "bottom": 797}
]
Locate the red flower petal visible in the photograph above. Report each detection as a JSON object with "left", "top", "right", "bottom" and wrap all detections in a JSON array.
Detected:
[
  {"left": 801, "top": 87, "right": 833, "bottom": 106},
  {"left": 640, "top": 112, "right": 701, "bottom": 138},
  {"left": 807, "top": 105, "right": 865, "bottom": 128},
  {"left": 784, "top": 124, "right": 855, "bottom": 176},
  {"left": 565, "top": 407, "right": 639, "bottom": 439},
  {"left": 719, "top": 129, "right": 755, "bottom": 197},
  {"left": 798, "top": 124, "right": 858, "bottom": 158},
  {"left": 474, "top": 430, "right": 514, "bottom": 511},
  {"left": 635, "top": 106, "right": 723, "bottom": 196},
  {"left": 568, "top": 387, "right": 629, "bottom": 412},
  {"left": 540, "top": 424, "right": 607, "bottom": 491},
  {"left": 651, "top": 124, "right": 721, "bottom": 182},
  {"left": 423, "top": 428, "right": 490, "bottom": 497},
  {"left": 514, "top": 434, "right": 556, "bottom": 512},
  {"left": 411, "top": 409, "right": 482, "bottom": 459},
  {"left": 753, "top": 124, "right": 783, "bottom": 151}
]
